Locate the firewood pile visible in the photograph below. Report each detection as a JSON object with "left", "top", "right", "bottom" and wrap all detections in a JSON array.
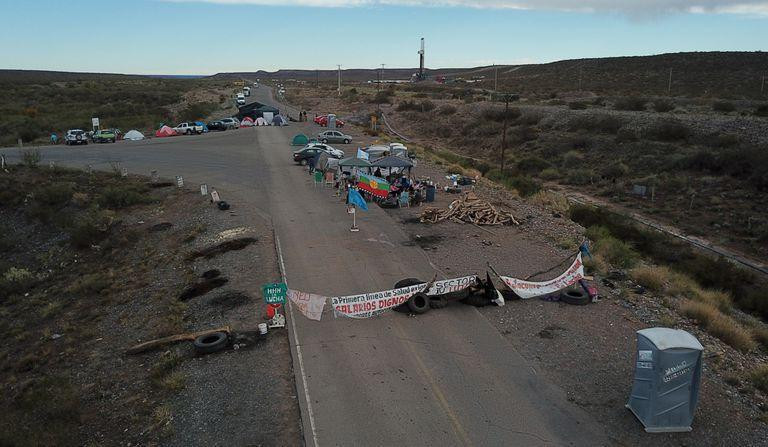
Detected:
[{"left": 420, "top": 192, "right": 519, "bottom": 226}]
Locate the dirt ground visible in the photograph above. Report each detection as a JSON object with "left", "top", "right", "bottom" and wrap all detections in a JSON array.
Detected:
[{"left": 0, "top": 166, "right": 299, "bottom": 446}]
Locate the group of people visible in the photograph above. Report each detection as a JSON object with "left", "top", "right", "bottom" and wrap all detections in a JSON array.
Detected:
[{"left": 297, "top": 111, "right": 309, "bottom": 122}]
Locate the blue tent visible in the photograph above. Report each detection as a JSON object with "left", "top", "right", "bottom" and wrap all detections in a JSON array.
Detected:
[{"left": 194, "top": 121, "right": 209, "bottom": 133}]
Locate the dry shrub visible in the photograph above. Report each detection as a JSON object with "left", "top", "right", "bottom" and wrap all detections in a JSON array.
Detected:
[
  {"left": 752, "top": 326, "right": 768, "bottom": 351},
  {"left": 584, "top": 253, "right": 609, "bottom": 275},
  {"left": 529, "top": 190, "right": 569, "bottom": 214},
  {"left": 749, "top": 364, "right": 768, "bottom": 393},
  {"left": 667, "top": 272, "right": 700, "bottom": 297},
  {"left": 630, "top": 265, "right": 670, "bottom": 292},
  {"left": 695, "top": 289, "right": 733, "bottom": 312},
  {"left": 680, "top": 300, "right": 756, "bottom": 352}
]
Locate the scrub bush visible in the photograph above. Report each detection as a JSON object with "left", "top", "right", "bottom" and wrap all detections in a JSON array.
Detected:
[
  {"left": 680, "top": 300, "right": 755, "bottom": 352},
  {"left": 614, "top": 96, "right": 647, "bottom": 111},
  {"left": 712, "top": 101, "right": 736, "bottom": 113}
]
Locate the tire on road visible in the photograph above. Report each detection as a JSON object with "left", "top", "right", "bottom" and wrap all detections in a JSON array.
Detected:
[
  {"left": 429, "top": 295, "right": 448, "bottom": 309},
  {"left": 460, "top": 293, "right": 491, "bottom": 307},
  {"left": 300, "top": 159, "right": 308, "bottom": 166},
  {"left": 344, "top": 139, "right": 350, "bottom": 144},
  {"left": 393, "top": 278, "right": 425, "bottom": 312},
  {"left": 193, "top": 331, "right": 229, "bottom": 354},
  {"left": 407, "top": 292, "right": 430, "bottom": 314},
  {"left": 321, "top": 138, "right": 328, "bottom": 143},
  {"left": 560, "top": 287, "right": 590, "bottom": 305}
]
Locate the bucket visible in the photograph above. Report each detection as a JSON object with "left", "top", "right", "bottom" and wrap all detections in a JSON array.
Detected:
[{"left": 258, "top": 323, "right": 268, "bottom": 335}]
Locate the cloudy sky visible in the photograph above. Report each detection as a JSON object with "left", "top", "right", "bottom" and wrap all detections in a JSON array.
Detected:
[{"left": 0, "top": 0, "right": 766, "bottom": 74}]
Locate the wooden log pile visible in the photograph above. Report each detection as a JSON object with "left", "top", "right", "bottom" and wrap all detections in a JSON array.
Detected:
[{"left": 420, "top": 192, "right": 519, "bottom": 226}]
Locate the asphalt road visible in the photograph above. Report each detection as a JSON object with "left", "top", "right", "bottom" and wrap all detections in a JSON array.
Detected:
[{"left": 3, "top": 89, "right": 609, "bottom": 446}]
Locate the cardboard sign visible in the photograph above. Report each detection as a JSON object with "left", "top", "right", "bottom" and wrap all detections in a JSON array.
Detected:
[
  {"left": 331, "top": 283, "right": 428, "bottom": 319},
  {"left": 200, "top": 184, "right": 208, "bottom": 196},
  {"left": 176, "top": 175, "right": 184, "bottom": 187},
  {"left": 210, "top": 189, "right": 220, "bottom": 202},
  {"left": 263, "top": 282, "right": 287, "bottom": 304},
  {"left": 500, "top": 253, "right": 584, "bottom": 300},
  {"left": 287, "top": 289, "right": 326, "bottom": 321}
]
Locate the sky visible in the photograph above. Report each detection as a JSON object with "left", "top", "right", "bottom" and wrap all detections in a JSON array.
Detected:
[{"left": 0, "top": 0, "right": 766, "bottom": 75}]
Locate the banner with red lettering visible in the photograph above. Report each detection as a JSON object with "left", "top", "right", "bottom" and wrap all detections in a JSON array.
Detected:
[
  {"left": 331, "top": 283, "right": 428, "bottom": 319},
  {"left": 287, "top": 289, "right": 327, "bottom": 321},
  {"left": 499, "top": 253, "right": 584, "bottom": 299}
]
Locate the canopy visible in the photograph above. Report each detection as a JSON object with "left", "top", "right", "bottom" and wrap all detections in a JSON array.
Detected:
[
  {"left": 371, "top": 155, "right": 413, "bottom": 168},
  {"left": 155, "top": 125, "right": 177, "bottom": 137},
  {"left": 124, "top": 130, "right": 145, "bottom": 141},
  {"left": 339, "top": 157, "right": 372, "bottom": 168},
  {"left": 240, "top": 117, "right": 255, "bottom": 127},
  {"left": 292, "top": 134, "right": 309, "bottom": 146}
]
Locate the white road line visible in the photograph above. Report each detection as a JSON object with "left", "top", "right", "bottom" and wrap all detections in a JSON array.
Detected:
[{"left": 275, "top": 232, "right": 319, "bottom": 447}]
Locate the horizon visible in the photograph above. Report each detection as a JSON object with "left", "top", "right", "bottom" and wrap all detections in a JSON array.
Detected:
[{"left": 1, "top": 0, "right": 767, "bottom": 75}]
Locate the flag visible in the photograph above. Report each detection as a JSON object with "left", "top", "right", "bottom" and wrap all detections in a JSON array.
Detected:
[
  {"left": 348, "top": 188, "right": 368, "bottom": 211},
  {"left": 357, "top": 148, "right": 369, "bottom": 160},
  {"left": 358, "top": 174, "right": 390, "bottom": 199}
]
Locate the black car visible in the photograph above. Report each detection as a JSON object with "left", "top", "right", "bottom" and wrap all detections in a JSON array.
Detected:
[
  {"left": 207, "top": 120, "right": 228, "bottom": 131},
  {"left": 292, "top": 147, "right": 324, "bottom": 165}
]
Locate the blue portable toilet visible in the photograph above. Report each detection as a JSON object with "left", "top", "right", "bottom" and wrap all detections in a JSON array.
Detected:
[{"left": 626, "top": 328, "right": 704, "bottom": 433}]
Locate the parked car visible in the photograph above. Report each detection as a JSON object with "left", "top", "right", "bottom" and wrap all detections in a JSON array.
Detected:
[
  {"left": 314, "top": 115, "right": 345, "bottom": 128},
  {"left": 173, "top": 122, "right": 204, "bottom": 135},
  {"left": 318, "top": 130, "right": 352, "bottom": 144},
  {"left": 236, "top": 93, "right": 246, "bottom": 105},
  {"left": 64, "top": 129, "right": 88, "bottom": 145},
  {"left": 220, "top": 117, "right": 240, "bottom": 129},
  {"left": 307, "top": 143, "right": 344, "bottom": 158},
  {"left": 207, "top": 121, "right": 228, "bottom": 131},
  {"left": 243, "top": 86, "right": 251, "bottom": 97},
  {"left": 92, "top": 129, "right": 116, "bottom": 143}
]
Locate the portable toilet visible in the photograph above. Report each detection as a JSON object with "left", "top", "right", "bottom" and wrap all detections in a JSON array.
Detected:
[
  {"left": 327, "top": 113, "right": 336, "bottom": 129},
  {"left": 626, "top": 328, "right": 703, "bottom": 433}
]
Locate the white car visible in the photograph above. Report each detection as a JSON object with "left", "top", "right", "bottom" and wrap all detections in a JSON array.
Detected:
[
  {"left": 64, "top": 129, "right": 88, "bottom": 145},
  {"left": 220, "top": 117, "right": 239, "bottom": 129},
  {"left": 236, "top": 93, "right": 246, "bottom": 105},
  {"left": 306, "top": 143, "right": 344, "bottom": 159},
  {"left": 243, "top": 86, "right": 251, "bottom": 97},
  {"left": 173, "top": 122, "right": 203, "bottom": 135}
]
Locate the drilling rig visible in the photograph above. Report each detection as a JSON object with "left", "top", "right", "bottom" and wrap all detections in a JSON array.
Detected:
[{"left": 415, "top": 37, "right": 426, "bottom": 81}]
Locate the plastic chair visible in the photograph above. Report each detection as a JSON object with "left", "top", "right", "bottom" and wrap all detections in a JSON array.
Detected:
[
  {"left": 324, "top": 171, "right": 334, "bottom": 187},
  {"left": 399, "top": 191, "right": 410, "bottom": 208}
]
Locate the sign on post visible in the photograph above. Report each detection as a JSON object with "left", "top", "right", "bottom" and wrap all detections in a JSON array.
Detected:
[
  {"left": 262, "top": 282, "right": 287, "bottom": 304},
  {"left": 176, "top": 175, "right": 184, "bottom": 187},
  {"left": 200, "top": 184, "right": 208, "bottom": 196},
  {"left": 91, "top": 117, "right": 100, "bottom": 131}
]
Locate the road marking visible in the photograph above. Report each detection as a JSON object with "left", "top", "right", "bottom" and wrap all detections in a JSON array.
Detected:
[
  {"left": 275, "top": 232, "right": 319, "bottom": 447},
  {"left": 392, "top": 322, "right": 473, "bottom": 446}
]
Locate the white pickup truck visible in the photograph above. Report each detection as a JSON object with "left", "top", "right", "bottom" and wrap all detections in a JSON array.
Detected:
[
  {"left": 236, "top": 93, "right": 246, "bottom": 105},
  {"left": 173, "top": 122, "right": 204, "bottom": 135}
]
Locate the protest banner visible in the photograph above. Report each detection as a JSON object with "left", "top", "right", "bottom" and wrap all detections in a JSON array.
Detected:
[
  {"left": 427, "top": 275, "right": 479, "bottom": 296},
  {"left": 287, "top": 289, "right": 326, "bottom": 321},
  {"left": 499, "top": 253, "right": 584, "bottom": 299},
  {"left": 331, "top": 283, "right": 428, "bottom": 319}
]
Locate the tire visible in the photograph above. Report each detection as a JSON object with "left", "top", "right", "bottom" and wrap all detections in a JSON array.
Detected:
[
  {"left": 407, "top": 292, "right": 430, "bottom": 314},
  {"left": 560, "top": 287, "right": 590, "bottom": 305},
  {"left": 193, "top": 331, "right": 229, "bottom": 354},
  {"left": 429, "top": 296, "right": 448, "bottom": 309},
  {"left": 111, "top": 139, "right": 115, "bottom": 143},
  {"left": 186, "top": 130, "right": 192, "bottom": 135},
  {"left": 300, "top": 159, "right": 308, "bottom": 166},
  {"left": 344, "top": 139, "right": 350, "bottom": 144},
  {"left": 461, "top": 293, "right": 490, "bottom": 307},
  {"left": 321, "top": 139, "right": 328, "bottom": 144},
  {"left": 394, "top": 278, "right": 425, "bottom": 312}
]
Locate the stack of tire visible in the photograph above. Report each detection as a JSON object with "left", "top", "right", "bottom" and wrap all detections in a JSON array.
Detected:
[{"left": 393, "top": 276, "right": 491, "bottom": 313}]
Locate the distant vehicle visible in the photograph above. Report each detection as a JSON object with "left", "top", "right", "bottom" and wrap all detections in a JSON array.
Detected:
[
  {"left": 253, "top": 82, "right": 259, "bottom": 88},
  {"left": 305, "top": 143, "right": 344, "bottom": 158},
  {"left": 363, "top": 145, "right": 390, "bottom": 159},
  {"left": 236, "top": 93, "right": 246, "bottom": 105},
  {"left": 293, "top": 145, "right": 344, "bottom": 165},
  {"left": 243, "top": 86, "right": 251, "bottom": 97},
  {"left": 173, "top": 122, "right": 204, "bottom": 135},
  {"left": 314, "top": 115, "right": 345, "bottom": 128},
  {"left": 220, "top": 117, "right": 240, "bottom": 129},
  {"left": 318, "top": 130, "right": 352, "bottom": 144},
  {"left": 207, "top": 120, "right": 228, "bottom": 131},
  {"left": 92, "top": 129, "right": 116, "bottom": 143},
  {"left": 64, "top": 129, "right": 88, "bottom": 145}
]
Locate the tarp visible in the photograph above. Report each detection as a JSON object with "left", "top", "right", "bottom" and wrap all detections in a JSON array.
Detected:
[
  {"left": 155, "top": 125, "right": 177, "bottom": 138},
  {"left": 371, "top": 155, "right": 414, "bottom": 168},
  {"left": 338, "top": 157, "right": 372, "bottom": 168},
  {"left": 316, "top": 152, "right": 331, "bottom": 172},
  {"left": 240, "top": 117, "right": 255, "bottom": 127},
  {"left": 124, "top": 130, "right": 145, "bottom": 141},
  {"left": 499, "top": 253, "right": 584, "bottom": 299},
  {"left": 292, "top": 134, "right": 309, "bottom": 146},
  {"left": 194, "top": 121, "right": 209, "bottom": 133}
]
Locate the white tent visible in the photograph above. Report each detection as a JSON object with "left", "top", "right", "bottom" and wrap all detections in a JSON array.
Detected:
[
  {"left": 262, "top": 112, "right": 274, "bottom": 125},
  {"left": 255, "top": 117, "right": 267, "bottom": 126},
  {"left": 124, "top": 130, "right": 145, "bottom": 141}
]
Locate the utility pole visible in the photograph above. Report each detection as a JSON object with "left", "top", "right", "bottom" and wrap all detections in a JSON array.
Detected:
[
  {"left": 316, "top": 69, "right": 319, "bottom": 89},
  {"left": 762, "top": 75, "right": 765, "bottom": 95},
  {"left": 501, "top": 95, "right": 510, "bottom": 173},
  {"left": 578, "top": 66, "right": 583, "bottom": 91},
  {"left": 494, "top": 64, "right": 498, "bottom": 93},
  {"left": 337, "top": 65, "right": 341, "bottom": 96},
  {"left": 667, "top": 68, "right": 673, "bottom": 96},
  {"left": 379, "top": 64, "right": 385, "bottom": 91}
]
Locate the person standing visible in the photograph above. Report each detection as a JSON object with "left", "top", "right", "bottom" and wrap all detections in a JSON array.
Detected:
[{"left": 50, "top": 132, "right": 58, "bottom": 145}]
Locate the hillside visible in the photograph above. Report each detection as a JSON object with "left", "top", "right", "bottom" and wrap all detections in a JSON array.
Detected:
[{"left": 213, "top": 51, "right": 768, "bottom": 99}]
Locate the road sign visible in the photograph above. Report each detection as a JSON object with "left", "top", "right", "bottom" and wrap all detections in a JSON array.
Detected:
[{"left": 262, "top": 282, "right": 287, "bottom": 304}]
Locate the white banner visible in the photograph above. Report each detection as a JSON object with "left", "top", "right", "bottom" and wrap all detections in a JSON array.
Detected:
[
  {"left": 331, "top": 283, "right": 428, "bottom": 319},
  {"left": 427, "top": 275, "right": 478, "bottom": 296},
  {"left": 500, "top": 253, "right": 584, "bottom": 300},
  {"left": 287, "top": 289, "right": 326, "bottom": 321}
]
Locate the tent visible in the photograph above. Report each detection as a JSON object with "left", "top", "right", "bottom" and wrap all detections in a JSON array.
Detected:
[
  {"left": 339, "top": 157, "right": 373, "bottom": 168},
  {"left": 240, "top": 117, "right": 255, "bottom": 127},
  {"left": 255, "top": 117, "right": 267, "bottom": 126},
  {"left": 292, "top": 134, "right": 309, "bottom": 146},
  {"left": 124, "top": 130, "right": 145, "bottom": 141},
  {"left": 371, "top": 155, "right": 414, "bottom": 176},
  {"left": 155, "top": 125, "right": 177, "bottom": 138},
  {"left": 272, "top": 115, "right": 288, "bottom": 126}
]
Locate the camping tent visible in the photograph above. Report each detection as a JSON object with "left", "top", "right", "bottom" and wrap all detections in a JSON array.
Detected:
[
  {"left": 240, "top": 117, "right": 255, "bottom": 127},
  {"left": 255, "top": 117, "right": 267, "bottom": 126},
  {"left": 155, "top": 125, "right": 177, "bottom": 138},
  {"left": 124, "top": 130, "right": 145, "bottom": 141},
  {"left": 292, "top": 134, "right": 309, "bottom": 146},
  {"left": 272, "top": 115, "right": 288, "bottom": 126},
  {"left": 339, "top": 157, "right": 373, "bottom": 168}
]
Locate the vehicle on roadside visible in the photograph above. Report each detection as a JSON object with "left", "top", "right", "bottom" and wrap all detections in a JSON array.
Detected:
[
  {"left": 207, "top": 120, "right": 228, "bottom": 131},
  {"left": 220, "top": 117, "right": 240, "bottom": 129},
  {"left": 318, "top": 130, "right": 352, "bottom": 144},
  {"left": 243, "top": 86, "right": 251, "bottom": 97},
  {"left": 236, "top": 93, "right": 246, "bottom": 105},
  {"left": 292, "top": 144, "right": 345, "bottom": 165},
  {"left": 173, "top": 122, "right": 204, "bottom": 135},
  {"left": 314, "top": 115, "right": 345, "bottom": 128},
  {"left": 306, "top": 142, "right": 344, "bottom": 158},
  {"left": 64, "top": 129, "right": 88, "bottom": 145},
  {"left": 92, "top": 128, "right": 116, "bottom": 143}
]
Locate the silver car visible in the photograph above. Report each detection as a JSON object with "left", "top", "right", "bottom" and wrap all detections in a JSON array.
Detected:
[
  {"left": 318, "top": 130, "right": 352, "bottom": 144},
  {"left": 220, "top": 118, "right": 240, "bottom": 129}
]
